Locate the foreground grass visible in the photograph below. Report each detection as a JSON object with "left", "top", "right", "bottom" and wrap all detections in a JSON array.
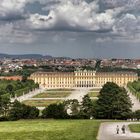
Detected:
[
  {"left": 23, "top": 100, "right": 61, "bottom": 107},
  {"left": 129, "top": 124, "right": 140, "bottom": 133},
  {"left": 33, "top": 92, "right": 71, "bottom": 98},
  {"left": 0, "top": 120, "right": 101, "bottom": 140}
]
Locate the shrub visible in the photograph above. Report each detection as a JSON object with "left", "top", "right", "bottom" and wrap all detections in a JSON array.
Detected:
[
  {"left": 9, "top": 100, "right": 39, "bottom": 120},
  {"left": 42, "top": 103, "right": 68, "bottom": 119},
  {"left": 134, "top": 110, "right": 140, "bottom": 120}
]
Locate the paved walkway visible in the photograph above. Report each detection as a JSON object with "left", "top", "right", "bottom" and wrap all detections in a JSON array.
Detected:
[
  {"left": 65, "top": 88, "right": 90, "bottom": 102},
  {"left": 126, "top": 87, "right": 140, "bottom": 111},
  {"left": 11, "top": 88, "right": 46, "bottom": 102},
  {"left": 97, "top": 122, "right": 140, "bottom": 140}
]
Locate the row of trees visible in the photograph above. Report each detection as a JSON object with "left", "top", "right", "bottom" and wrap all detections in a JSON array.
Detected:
[
  {"left": 127, "top": 81, "right": 140, "bottom": 101},
  {"left": 0, "top": 82, "right": 139, "bottom": 121},
  {"left": 42, "top": 82, "right": 133, "bottom": 120},
  {"left": 0, "top": 97, "right": 39, "bottom": 121},
  {"left": 0, "top": 79, "right": 39, "bottom": 98}
]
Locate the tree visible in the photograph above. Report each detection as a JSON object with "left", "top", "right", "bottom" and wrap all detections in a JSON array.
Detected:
[
  {"left": 22, "top": 75, "right": 27, "bottom": 82},
  {"left": 81, "top": 95, "right": 95, "bottom": 119},
  {"left": 42, "top": 103, "right": 68, "bottom": 119},
  {"left": 64, "top": 99, "right": 80, "bottom": 118},
  {"left": 0, "top": 94, "right": 10, "bottom": 117},
  {"left": 6, "top": 84, "right": 14, "bottom": 97},
  {"left": 95, "top": 82, "right": 132, "bottom": 119},
  {"left": 9, "top": 100, "right": 39, "bottom": 120},
  {"left": 134, "top": 110, "right": 140, "bottom": 120}
]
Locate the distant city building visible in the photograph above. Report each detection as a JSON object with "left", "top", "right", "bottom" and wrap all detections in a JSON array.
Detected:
[
  {"left": 0, "top": 76, "right": 22, "bottom": 81},
  {"left": 30, "top": 70, "right": 138, "bottom": 89}
]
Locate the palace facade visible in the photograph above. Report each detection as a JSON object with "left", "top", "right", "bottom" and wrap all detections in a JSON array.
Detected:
[{"left": 30, "top": 70, "right": 138, "bottom": 89}]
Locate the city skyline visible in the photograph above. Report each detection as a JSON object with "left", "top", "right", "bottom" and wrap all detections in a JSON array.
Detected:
[{"left": 0, "top": 0, "right": 140, "bottom": 58}]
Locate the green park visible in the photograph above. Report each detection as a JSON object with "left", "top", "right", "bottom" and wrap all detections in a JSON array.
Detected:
[{"left": 0, "top": 79, "right": 140, "bottom": 140}]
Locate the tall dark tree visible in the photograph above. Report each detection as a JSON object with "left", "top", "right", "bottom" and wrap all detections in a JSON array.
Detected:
[
  {"left": 95, "top": 82, "right": 132, "bottom": 119},
  {"left": 134, "top": 110, "right": 140, "bottom": 120},
  {"left": 6, "top": 84, "right": 14, "bottom": 96},
  {"left": 42, "top": 103, "right": 68, "bottom": 119},
  {"left": 9, "top": 100, "right": 39, "bottom": 120},
  {"left": 81, "top": 95, "right": 95, "bottom": 118}
]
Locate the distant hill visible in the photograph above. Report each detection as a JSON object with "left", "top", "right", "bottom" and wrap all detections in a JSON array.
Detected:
[{"left": 0, "top": 53, "right": 53, "bottom": 59}]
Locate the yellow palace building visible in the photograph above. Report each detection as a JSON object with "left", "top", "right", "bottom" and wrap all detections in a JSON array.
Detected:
[{"left": 30, "top": 70, "right": 138, "bottom": 89}]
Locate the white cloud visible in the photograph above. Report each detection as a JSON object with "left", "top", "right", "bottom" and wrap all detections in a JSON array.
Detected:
[
  {"left": 100, "top": 0, "right": 140, "bottom": 9},
  {"left": 0, "top": 0, "right": 28, "bottom": 19},
  {"left": 28, "top": 0, "right": 118, "bottom": 31},
  {"left": 0, "top": 0, "right": 140, "bottom": 44},
  {"left": 113, "top": 14, "right": 140, "bottom": 35}
]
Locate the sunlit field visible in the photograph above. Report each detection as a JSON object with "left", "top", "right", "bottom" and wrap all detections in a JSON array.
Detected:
[
  {"left": 129, "top": 124, "right": 140, "bottom": 133},
  {"left": 0, "top": 120, "right": 101, "bottom": 140}
]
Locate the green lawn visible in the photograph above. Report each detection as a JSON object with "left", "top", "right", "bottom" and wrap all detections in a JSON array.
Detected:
[
  {"left": 129, "top": 124, "right": 140, "bottom": 133},
  {"left": 33, "top": 91, "right": 71, "bottom": 98},
  {"left": 0, "top": 120, "right": 101, "bottom": 140},
  {"left": 23, "top": 100, "right": 61, "bottom": 107},
  {"left": 88, "top": 92, "right": 99, "bottom": 97},
  {"left": 46, "top": 89, "right": 74, "bottom": 91}
]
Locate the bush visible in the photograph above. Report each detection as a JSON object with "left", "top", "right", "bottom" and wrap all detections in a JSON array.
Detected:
[
  {"left": 9, "top": 100, "right": 39, "bottom": 120},
  {"left": 42, "top": 103, "right": 68, "bottom": 119},
  {"left": 0, "top": 116, "right": 9, "bottom": 121},
  {"left": 28, "top": 106, "right": 40, "bottom": 119},
  {"left": 134, "top": 110, "right": 140, "bottom": 120}
]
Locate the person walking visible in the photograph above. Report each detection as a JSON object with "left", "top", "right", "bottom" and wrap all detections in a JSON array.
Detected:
[
  {"left": 116, "top": 125, "right": 119, "bottom": 134},
  {"left": 122, "top": 125, "right": 126, "bottom": 134}
]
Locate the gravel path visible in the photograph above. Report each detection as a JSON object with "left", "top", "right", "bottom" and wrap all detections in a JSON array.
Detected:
[
  {"left": 65, "top": 88, "right": 90, "bottom": 102},
  {"left": 126, "top": 87, "right": 140, "bottom": 111},
  {"left": 11, "top": 88, "right": 46, "bottom": 102},
  {"left": 97, "top": 122, "right": 140, "bottom": 140}
]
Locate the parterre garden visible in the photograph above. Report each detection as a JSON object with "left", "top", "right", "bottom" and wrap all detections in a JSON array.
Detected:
[
  {"left": 23, "top": 89, "right": 100, "bottom": 107},
  {"left": 88, "top": 88, "right": 100, "bottom": 98},
  {"left": 23, "top": 89, "right": 73, "bottom": 107},
  {"left": 23, "top": 99, "right": 61, "bottom": 107},
  {"left": 33, "top": 91, "right": 71, "bottom": 98}
]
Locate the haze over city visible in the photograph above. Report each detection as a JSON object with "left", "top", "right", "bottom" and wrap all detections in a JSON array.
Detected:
[{"left": 0, "top": 0, "right": 140, "bottom": 58}]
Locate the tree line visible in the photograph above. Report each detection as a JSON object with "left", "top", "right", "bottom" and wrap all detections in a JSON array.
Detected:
[
  {"left": 0, "top": 79, "right": 39, "bottom": 98},
  {"left": 0, "top": 82, "right": 140, "bottom": 121},
  {"left": 127, "top": 80, "right": 140, "bottom": 101}
]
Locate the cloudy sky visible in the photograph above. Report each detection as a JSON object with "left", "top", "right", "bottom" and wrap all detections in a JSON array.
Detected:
[{"left": 0, "top": 0, "right": 140, "bottom": 58}]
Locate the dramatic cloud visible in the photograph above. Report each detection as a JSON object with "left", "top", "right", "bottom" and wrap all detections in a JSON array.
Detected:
[
  {"left": 28, "top": 0, "right": 116, "bottom": 31},
  {"left": 0, "top": 0, "right": 140, "bottom": 49},
  {"left": 24, "top": 0, "right": 140, "bottom": 38},
  {"left": 0, "top": 22, "right": 35, "bottom": 43},
  {"left": 0, "top": 0, "right": 28, "bottom": 20}
]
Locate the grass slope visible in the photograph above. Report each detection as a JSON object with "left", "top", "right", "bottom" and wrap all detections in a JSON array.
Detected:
[
  {"left": 129, "top": 124, "right": 140, "bottom": 133},
  {"left": 0, "top": 120, "right": 100, "bottom": 140}
]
